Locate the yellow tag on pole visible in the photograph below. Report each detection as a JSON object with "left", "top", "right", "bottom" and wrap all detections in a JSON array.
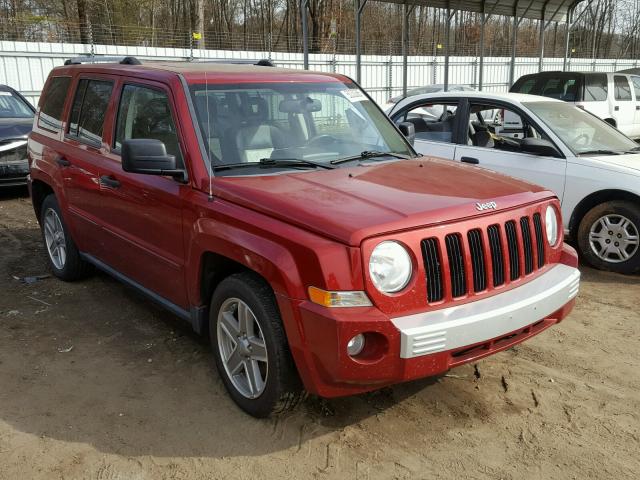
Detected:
[
  {"left": 192, "top": 32, "right": 202, "bottom": 40},
  {"left": 436, "top": 43, "right": 443, "bottom": 49}
]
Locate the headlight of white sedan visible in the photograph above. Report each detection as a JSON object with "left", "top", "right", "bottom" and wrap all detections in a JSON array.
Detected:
[
  {"left": 369, "top": 241, "right": 412, "bottom": 294},
  {"left": 545, "top": 205, "right": 559, "bottom": 246}
]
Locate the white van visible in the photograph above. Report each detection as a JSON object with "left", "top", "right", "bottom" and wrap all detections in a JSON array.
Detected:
[{"left": 510, "top": 71, "right": 640, "bottom": 140}]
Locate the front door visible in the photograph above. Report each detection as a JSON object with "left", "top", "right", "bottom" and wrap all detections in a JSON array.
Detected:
[
  {"left": 97, "top": 81, "right": 189, "bottom": 308},
  {"left": 453, "top": 101, "right": 567, "bottom": 202}
]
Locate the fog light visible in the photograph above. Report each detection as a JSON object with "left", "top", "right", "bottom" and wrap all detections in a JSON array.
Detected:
[{"left": 347, "top": 334, "right": 365, "bottom": 356}]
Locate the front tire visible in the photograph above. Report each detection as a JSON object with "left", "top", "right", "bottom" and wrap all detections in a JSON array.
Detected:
[
  {"left": 40, "top": 194, "right": 92, "bottom": 281},
  {"left": 577, "top": 200, "right": 640, "bottom": 274},
  {"left": 210, "top": 272, "right": 302, "bottom": 417}
]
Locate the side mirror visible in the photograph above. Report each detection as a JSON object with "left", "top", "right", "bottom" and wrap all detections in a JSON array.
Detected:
[
  {"left": 398, "top": 122, "right": 415, "bottom": 146},
  {"left": 520, "top": 138, "right": 562, "bottom": 158},
  {"left": 122, "top": 139, "right": 187, "bottom": 182}
]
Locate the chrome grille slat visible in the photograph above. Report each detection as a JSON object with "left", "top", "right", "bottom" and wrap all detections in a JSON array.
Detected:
[
  {"left": 505, "top": 220, "right": 520, "bottom": 280},
  {"left": 533, "top": 213, "right": 545, "bottom": 269},
  {"left": 445, "top": 234, "right": 466, "bottom": 298},
  {"left": 520, "top": 216, "right": 534, "bottom": 274},
  {"left": 467, "top": 229, "right": 486, "bottom": 292},
  {"left": 421, "top": 238, "right": 443, "bottom": 302},
  {"left": 487, "top": 224, "right": 505, "bottom": 287}
]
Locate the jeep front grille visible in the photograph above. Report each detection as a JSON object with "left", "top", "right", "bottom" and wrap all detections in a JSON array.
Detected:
[{"left": 421, "top": 213, "right": 547, "bottom": 303}]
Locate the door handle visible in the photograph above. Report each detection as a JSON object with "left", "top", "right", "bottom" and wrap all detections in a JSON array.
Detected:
[
  {"left": 614, "top": 106, "right": 620, "bottom": 111},
  {"left": 56, "top": 156, "right": 70, "bottom": 167},
  {"left": 99, "top": 175, "right": 121, "bottom": 189},
  {"left": 461, "top": 156, "right": 480, "bottom": 165}
]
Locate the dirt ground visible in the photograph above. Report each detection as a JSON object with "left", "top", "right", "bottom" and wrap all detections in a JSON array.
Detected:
[{"left": 0, "top": 187, "right": 639, "bottom": 480}]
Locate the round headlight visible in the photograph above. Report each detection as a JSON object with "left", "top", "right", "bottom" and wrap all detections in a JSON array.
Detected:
[
  {"left": 369, "top": 241, "right": 412, "bottom": 294},
  {"left": 545, "top": 205, "right": 559, "bottom": 246}
]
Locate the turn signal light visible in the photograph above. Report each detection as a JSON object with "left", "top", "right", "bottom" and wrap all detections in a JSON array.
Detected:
[{"left": 308, "top": 286, "right": 372, "bottom": 308}]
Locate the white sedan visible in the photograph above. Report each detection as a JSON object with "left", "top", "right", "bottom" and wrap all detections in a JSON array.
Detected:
[{"left": 388, "top": 91, "right": 640, "bottom": 274}]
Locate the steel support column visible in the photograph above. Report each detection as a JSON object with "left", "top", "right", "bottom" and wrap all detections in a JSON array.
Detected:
[
  {"left": 509, "top": 1, "right": 519, "bottom": 87},
  {"left": 478, "top": 0, "right": 485, "bottom": 91},
  {"left": 563, "top": 6, "right": 572, "bottom": 71},
  {"left": 444, "top": 3, "right": 451, "bottom": 91},
  {"left": 355, "top": 0, "right": 368, "bottom": 84},
  {"left": 402, "top": 4, "right": 415, "bottom": 97},
  {"left": 300, "top": 0, "right": 309, "bottom": 69},
  {"left": 538, "top": 2, "right": 547, "bottom": 71}
]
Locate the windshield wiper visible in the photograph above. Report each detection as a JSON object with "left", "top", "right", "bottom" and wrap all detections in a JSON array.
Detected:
[
  {"left": 331, "top": 150, "right": 410, "bottom": 165},
  {"left": 212, "top": 157, "right": 335, "bottom": 172},
  {"left": 576, "top": 149, "right": 623, "bottom": 156}
]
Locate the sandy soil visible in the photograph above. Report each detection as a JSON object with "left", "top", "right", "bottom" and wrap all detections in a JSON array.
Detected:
[{"left": 0, "top": 187, "right": 639, "bottom": 480}]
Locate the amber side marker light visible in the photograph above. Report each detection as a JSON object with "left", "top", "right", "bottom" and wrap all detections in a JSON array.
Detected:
[{"left": 308, "top": 286, "right": 372, "bottom": 307}]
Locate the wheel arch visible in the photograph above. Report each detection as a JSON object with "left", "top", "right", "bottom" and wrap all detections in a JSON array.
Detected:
[
  {"left": 569, "top": 189, "right": 640, "bottom": 236},
  {"left": 30, "top": 179, "right": 55, "bottom": 222}
]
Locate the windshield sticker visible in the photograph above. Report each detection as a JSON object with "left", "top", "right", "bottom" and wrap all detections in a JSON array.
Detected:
[
  {"left": 341, "top": 89, "right": 367, "bottom": 102},
  {"left": 0, "top": 92, "right": 11, "bottom": 96}
]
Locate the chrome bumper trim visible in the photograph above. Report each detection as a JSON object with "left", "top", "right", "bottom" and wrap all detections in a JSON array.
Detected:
[{"left": 391, "top": 264, "right": 580, "bottom": 359}]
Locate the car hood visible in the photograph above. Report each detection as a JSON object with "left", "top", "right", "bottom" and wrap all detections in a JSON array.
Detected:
[
  {"left": 0, "top": 117, "right": 33, "bottom": 141},
  {"left": 213, "top": 157, "right": 553, "bottom": 245},
  {"left": 583, "top": 153, "right": 640, "bottom": 173}
]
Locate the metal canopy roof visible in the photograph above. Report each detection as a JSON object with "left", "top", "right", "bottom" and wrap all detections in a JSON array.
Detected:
[{"left": 373, "top": 0, "right": 581, "bottom": 22}]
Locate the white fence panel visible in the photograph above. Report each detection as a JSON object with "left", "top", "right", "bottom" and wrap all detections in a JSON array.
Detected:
[{"left": 1, "top": 40, "right": 640, "bottom": 106}]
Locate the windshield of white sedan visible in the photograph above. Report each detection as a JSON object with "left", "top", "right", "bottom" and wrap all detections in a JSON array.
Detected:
[
  {"left": 190, "top": 82, "right": 412, "bottom": 174},
  {"left": 524, "top": 101, "right": 639, "bottom": 155}
]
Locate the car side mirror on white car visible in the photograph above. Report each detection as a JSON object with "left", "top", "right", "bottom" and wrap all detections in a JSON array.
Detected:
[
  {"left": 520, "top": 138, "right": 562, "bottom": 158},
  {"left": 398, "top": 122, "right": 415, "bottom": 146}
]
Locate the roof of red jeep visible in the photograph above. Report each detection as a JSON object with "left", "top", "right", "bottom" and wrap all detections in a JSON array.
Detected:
[{"left": 50, "top": 62, "right": 350, "bottom": 85}]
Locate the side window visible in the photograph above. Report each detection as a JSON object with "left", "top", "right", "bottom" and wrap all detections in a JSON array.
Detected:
[
  {"left": 584, "top": 74, "right": 608, "bottom": 102},
  {"left": 614, "top": 76, "right": 632, "bottom": 101},
  {"left": 38, "top": 76, "right": 71, "bottom": 132},
  {"left": 631, "top": 76, "right": 640, "bottom": 100},
  {"left": 114, "top": 84, "right": 183, "bottom": 166},
  {"left": 395, "top": 102, "right": 458, "bottom": 143},
  {"left": 515, "top": 78, "right": 536, "bottom": 94},
  {"left": 467, "top": 104, "right": 548, "bottom": 153},
  {"left": 68, "top": 79, "right": 114, "bottom": 144}
]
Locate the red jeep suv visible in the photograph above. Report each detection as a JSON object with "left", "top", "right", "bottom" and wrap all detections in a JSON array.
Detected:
[{"left": 28, "top": 57, "right": 580, "bottom": 417}]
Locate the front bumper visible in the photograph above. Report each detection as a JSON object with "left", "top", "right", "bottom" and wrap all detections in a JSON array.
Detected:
[
  {"left": 0, "top": 160, "right": 29, "bottom": 187},
  {"left": 287, "top": 257, "right": 580, "bottom": 398}
]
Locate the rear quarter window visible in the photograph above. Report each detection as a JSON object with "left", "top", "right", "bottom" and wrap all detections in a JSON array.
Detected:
[
  {"left": 38, "top": 76, "right": 71, "bottom": 132},
  {"left": 584, "top": 74, "right": 608, "bottom": 101}
]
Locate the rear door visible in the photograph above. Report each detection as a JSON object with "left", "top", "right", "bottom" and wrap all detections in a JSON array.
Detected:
[
  {"left": 58, "top": 75, "right": 116, "bottom": 256},
  {"left": 96, "top": 80, "right": 189, "bottom": 308},
  {"left": 453, "top": 100, "right": 567, "bottom": 201},
  {"left": 390, "top": 98, "right": 462, "bottom": 159},
  {"left": 612, "top": 75, "right": 635, "bottom": 136}
]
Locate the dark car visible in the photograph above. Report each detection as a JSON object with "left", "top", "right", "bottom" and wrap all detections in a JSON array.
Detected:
[{"left": 0, "top": 85, "right": 35, "bottom": 187}]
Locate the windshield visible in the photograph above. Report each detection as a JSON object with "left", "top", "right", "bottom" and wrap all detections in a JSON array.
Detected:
[
  {"left": 0, "top": 90, "right": 34, "bottom": 119},
  {"left": 523, "top": 101, "right": 639, "bottom": 155},
  {"left": 189, "top": 81, "right": 412, "bottom": 175}
]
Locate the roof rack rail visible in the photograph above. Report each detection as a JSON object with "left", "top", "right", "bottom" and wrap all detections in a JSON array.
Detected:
[
  {"left": 64, "top": 56, "right": 141, "bottom": 66},
  {"left": 188, "top": 58, "right": 275, "bottom": 67}
]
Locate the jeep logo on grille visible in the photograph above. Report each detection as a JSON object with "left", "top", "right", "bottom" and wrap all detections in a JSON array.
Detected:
[{"left": 476, "top": 201, "right": 497, "bottom": 211}]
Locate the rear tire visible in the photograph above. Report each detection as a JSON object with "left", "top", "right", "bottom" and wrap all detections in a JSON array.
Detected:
[
  {"left": 209, "top": 272, "right": 302, "bottom": 417},
  {"left": 40, "top": 194, "right": 92, "bottom": 281},
  {"left": 577, "top": 200, "right": 640, "bottom": 274}
]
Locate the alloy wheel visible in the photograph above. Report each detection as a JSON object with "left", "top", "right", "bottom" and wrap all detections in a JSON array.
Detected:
[
  {"left": 43, "top": 208, "right": 67, "bottom": 270},
  {"left": 217, "top": 298, "right": 269, "bottom": 399}
]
